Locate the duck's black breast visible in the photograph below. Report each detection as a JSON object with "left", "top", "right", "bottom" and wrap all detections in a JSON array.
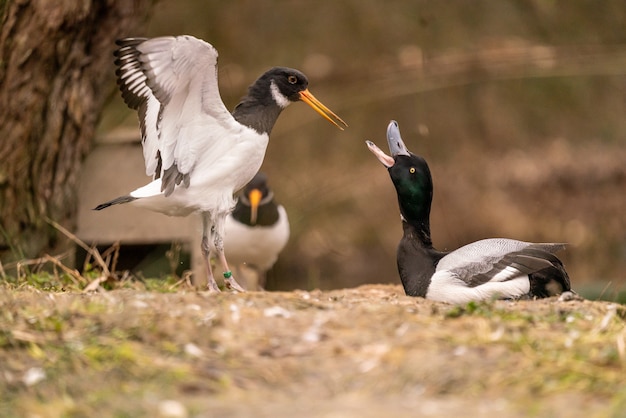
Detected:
[{"left": 396, "top": 223, "right": 448, "bottom": 297}]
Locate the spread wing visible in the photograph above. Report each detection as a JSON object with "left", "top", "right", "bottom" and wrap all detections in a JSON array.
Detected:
[{"left": 114, "top": 35, "right": 233, "bottom": 196}]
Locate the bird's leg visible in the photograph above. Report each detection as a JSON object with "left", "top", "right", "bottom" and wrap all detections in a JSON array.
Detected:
[
  {"left": 201, "top": 214, "right": 221, "bottom": 292},
  {"left": 212, "top": 215, "right": 246, "bottom": 292},
  {"left": 214, "top": 232, "right": 246, "bottom": 292},
  {"left": 201, "top": 236, "right": 221, "bottom": 292}
]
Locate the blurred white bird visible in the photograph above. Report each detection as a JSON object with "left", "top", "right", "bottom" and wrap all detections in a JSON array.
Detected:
[{"left": 221, "top": 172, "right": 290, "bottom": 290}]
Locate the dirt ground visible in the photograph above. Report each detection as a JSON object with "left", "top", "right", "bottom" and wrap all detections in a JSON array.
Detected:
[{"left": 1, "top": 284, "right": 625, "bottom": 417}]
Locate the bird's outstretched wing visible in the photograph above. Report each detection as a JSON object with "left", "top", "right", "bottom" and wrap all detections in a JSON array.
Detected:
[{"left": 114, "top": 35, "right": 233, "bottom": 196}]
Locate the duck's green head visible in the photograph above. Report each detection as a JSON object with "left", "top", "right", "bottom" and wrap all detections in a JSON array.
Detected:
[{"left": 366, "top": 120, "right": 433, "bottom": 227}]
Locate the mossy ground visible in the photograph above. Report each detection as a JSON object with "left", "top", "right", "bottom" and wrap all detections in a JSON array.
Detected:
[{"left": 0, "top": 275, "right": 625, "bottom": 417}]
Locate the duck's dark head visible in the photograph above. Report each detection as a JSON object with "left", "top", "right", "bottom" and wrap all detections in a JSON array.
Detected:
[{"left": 366, "top": 120, "right": 433, "bottom": 233}]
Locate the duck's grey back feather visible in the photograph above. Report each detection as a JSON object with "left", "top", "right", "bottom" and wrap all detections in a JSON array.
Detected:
[{"left": 436, "top": 238, "right": 566, "bottom": 287}]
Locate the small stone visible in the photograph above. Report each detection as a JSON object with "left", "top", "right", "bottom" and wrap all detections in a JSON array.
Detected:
[
  {"left": 229, "top": 303, "right": 240, "bottom": 323},
  {"left": 158, "top": 400, "right": 187, "bottom": 418},
  {"left": 184, "top": 343, "right": 204, "bottom": 358},
  {"left": 22, "top": 367, "right": 46, "bottom": 386},
  {"left": 263, "top": 306, "right": 292, "bottom": 318},
  {"left": 453, "top": 345, "right": 468, "bottom": 356},
  {"left": 131, "top": 300, "right": 149, "bottom": 309}
]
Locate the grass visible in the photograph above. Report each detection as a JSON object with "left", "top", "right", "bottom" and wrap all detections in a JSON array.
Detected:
[
  {"left": 0, "top": 228, "right": 624, "bottom": 417},
  {"left": 0, "top": 273, "right": 625, "bottom": 417}
]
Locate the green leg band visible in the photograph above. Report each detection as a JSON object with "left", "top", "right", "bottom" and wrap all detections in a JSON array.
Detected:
[{"left": 223, "top": 271, "right": 232, "bottom": 279}]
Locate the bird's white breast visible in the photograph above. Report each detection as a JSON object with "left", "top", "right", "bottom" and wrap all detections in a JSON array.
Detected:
[
  {"left": 224, "top": 205, "right": 290, "bottom": 272},
  {"left": 129, "top": 125, "right": 269, "bottom": 217}
]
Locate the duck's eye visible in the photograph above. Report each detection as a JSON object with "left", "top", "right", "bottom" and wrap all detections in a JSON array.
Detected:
[
  {"left": 409, "top": 167, "right": 416, "bottom": 174},
  {"left": 288, "top": 75, "right": 298, "bottom": 84}
]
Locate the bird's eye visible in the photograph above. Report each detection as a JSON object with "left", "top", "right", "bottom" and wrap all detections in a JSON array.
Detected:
[
  {"left": 288, "top": 75, "right": 298, "bottom": 84},
  {"left": 409, "top": 167, "right": 416, "bottom": 174}
]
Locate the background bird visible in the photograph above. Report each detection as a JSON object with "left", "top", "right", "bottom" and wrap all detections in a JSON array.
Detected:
[
  {"left": 367, "top": 120, "right": 573, "bottom": 304},
  {"left": 94, "top": 35, "right": 346, "bottom": 292},
  {"left": 220, "top": 172, "right": 290, "bottom": 290}
]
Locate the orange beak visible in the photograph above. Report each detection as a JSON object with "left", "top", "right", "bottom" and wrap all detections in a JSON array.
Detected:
[
  {"left": 299, "top": 89, "right": 348, "bottom": 130},
  {"left": 248, "top": 188, "right": 262, "bottom": 225}
]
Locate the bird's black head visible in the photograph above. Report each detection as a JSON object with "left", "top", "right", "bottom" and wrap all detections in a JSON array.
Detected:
[
  {"left": 262, "top": 67, "right": 310, "bottom": 103},
  {"left": 242, "top": 171, "right": 271, "bottom": 201},
  {"left": 233, "top": 67, "right": 347, "bottom": 133},
  {"left": 233, "top": 172, "right": 278, "bottom": 226},
  {"left": 366, "top": 121, "right": 433, "bottom": 229}
]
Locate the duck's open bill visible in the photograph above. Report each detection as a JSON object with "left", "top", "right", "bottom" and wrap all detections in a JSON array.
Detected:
[
  {"left": 366, "top": 140, "right": 394, "bottom": 168},
  {"left": 299, "top": 89, "right": 348, "bottom": 130}
]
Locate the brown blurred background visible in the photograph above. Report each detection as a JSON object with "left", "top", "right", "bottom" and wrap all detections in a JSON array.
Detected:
[{"left": 93, "top": 1, "right": 626, "bottom": 298}]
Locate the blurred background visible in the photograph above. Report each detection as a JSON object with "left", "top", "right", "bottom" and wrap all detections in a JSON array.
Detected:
[{"left": 92, "top": 0, "right": 626, "bottom": 299}]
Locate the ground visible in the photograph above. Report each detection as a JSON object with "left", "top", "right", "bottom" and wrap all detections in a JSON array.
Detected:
[{"left": 1, "top": 283, "right": 625, "bottom": 417}]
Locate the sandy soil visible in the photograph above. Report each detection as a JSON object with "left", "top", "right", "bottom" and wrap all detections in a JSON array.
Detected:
[{"left": 1, "top": 284, "right": 625, "bottom": 417}]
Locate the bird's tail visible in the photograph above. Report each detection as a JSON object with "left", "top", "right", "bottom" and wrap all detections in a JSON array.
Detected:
[{"left": 93, "top": 195, "right": 137, "bottom": 211}]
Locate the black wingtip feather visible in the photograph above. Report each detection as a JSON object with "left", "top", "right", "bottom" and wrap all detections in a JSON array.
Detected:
[
  {"left": 113, "top": 38, "right": 150, "bottom": 110},
  {"left": 115, "top": 37, "right": 148, "bottom": 48},
  {"left": 93, "top": 195, "right": 137, "bottom": 211}
]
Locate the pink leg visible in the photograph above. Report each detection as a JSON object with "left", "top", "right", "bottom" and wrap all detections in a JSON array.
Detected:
[
  {"left": 216, "top": 245, "right": 245, "bottom": 292},
  {"left": 201, "top": 235, "right": 220, "bottom": 292},
  {"left": 212, "top": 212, "right": 246, "bottom": 292}
]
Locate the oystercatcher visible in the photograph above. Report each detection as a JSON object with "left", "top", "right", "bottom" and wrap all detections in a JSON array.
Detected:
[
  {"left": 95, "top": 35, "right": 346, "bottom": 292},
  {"left": 366, "top": 121, "right": 572, "bottom": 303},
  {"left": 222, "top": 172, "right": 289, "bottom": 290}
]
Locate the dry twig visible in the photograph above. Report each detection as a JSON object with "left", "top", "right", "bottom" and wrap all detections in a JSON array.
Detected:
[{"left": 45, "top": 217, "right": 112, "bottom": 277}]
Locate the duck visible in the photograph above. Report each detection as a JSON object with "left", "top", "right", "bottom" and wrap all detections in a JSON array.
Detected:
[
  {"left": 366, "top": 120, "right": 572, "bottom": 304},
  {"left": 94, "top": 35, "right": 346, "bottom": 292},
  {"left": 222, "top": 172, "right": 290, "bottom": 290}
]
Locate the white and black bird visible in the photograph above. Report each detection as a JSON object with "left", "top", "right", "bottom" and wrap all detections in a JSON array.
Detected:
[
  {"left": 367, "top": 120, "right": 572, "bottom": 304},
  {"left": 222, "top": 172, "right": 290, "bottom": 290},
  {"left": 95, "top": 35, "right": 346, "bottom": 292}
]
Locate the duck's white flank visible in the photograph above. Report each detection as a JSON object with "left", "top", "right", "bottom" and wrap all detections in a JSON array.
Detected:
[{"left": 426, "top": 271, "right": 531, "bottom": 304}]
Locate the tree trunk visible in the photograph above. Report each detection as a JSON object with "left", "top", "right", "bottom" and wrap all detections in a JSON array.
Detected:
[{"left": 0, "top": 0, "right": 154, "bottom": 267}]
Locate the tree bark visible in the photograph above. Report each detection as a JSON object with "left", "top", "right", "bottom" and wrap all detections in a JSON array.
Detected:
[{"left": 0, "top": 0, "right": 154, "bottom": 266}]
